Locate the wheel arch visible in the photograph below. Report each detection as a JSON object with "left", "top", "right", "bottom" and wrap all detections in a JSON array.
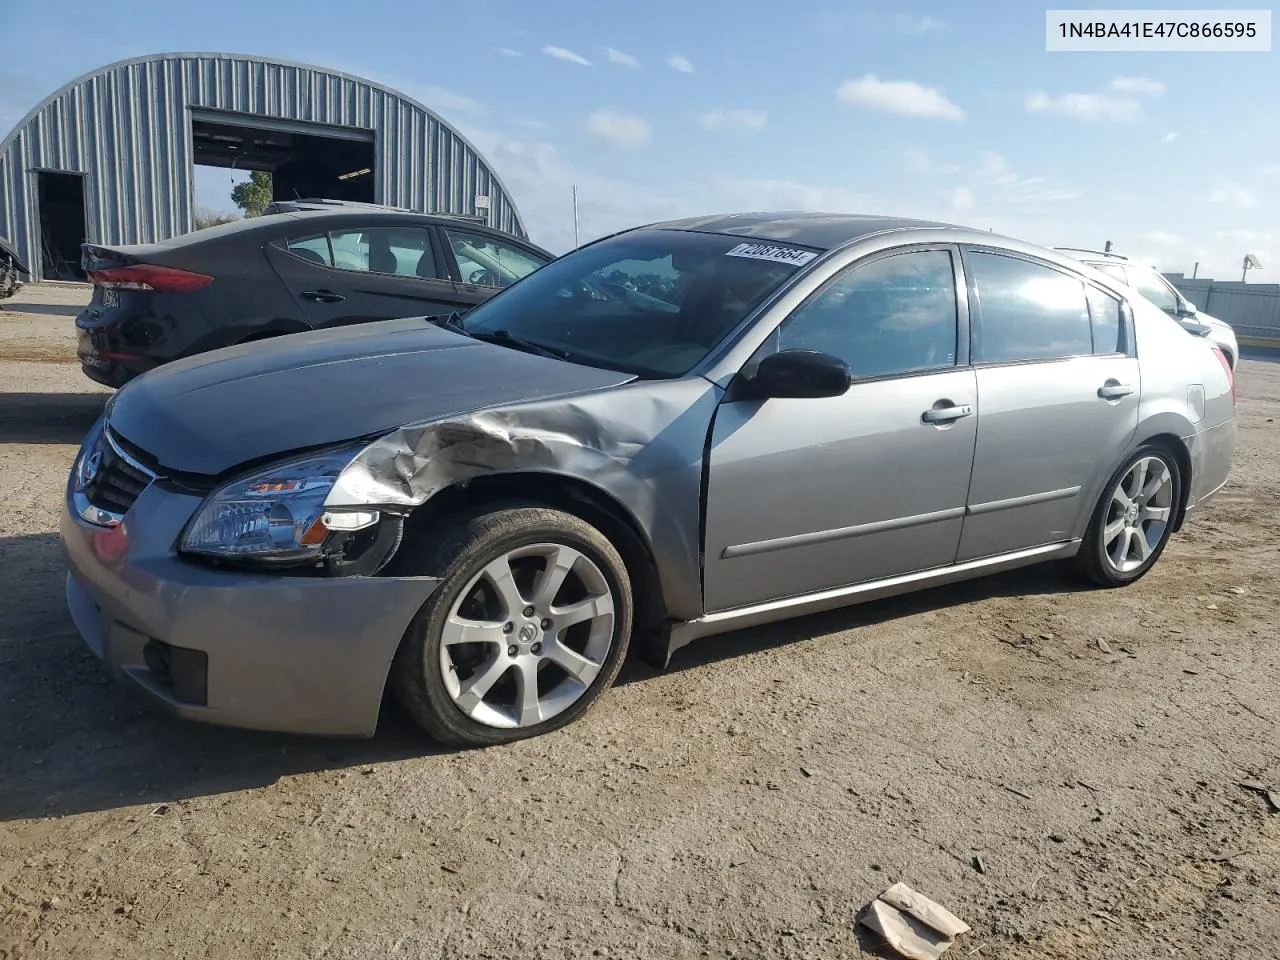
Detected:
[
  {"left": 385, "top": 470, "right": 672, "bottom": 662},
  {"left": 1133, "top": 431, "right": 1193, "bottom": 532}
]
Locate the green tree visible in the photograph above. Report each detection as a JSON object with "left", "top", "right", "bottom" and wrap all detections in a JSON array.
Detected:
[{"left": 231, "top": 170, "right": 273, "bottom": 218}]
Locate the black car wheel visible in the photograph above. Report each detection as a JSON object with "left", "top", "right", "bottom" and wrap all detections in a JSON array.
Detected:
[{"left": 391, "top": 502, "right": 633, "bottom": 747}]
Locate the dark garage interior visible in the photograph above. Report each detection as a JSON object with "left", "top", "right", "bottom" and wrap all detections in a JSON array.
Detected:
[
  {"left": 36, "top": 171, "right": 88, "bottom": 280},
  {"left": 191, "top": 113, "right": 376, "bottom": 203}
]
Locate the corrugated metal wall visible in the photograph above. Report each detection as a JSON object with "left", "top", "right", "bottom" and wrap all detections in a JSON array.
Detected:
[
  {"left": 1164, "top": 273, "right": 1280, "bottom": 339},
  {"left": 0, "top": 53, "right": 527, "bottom": 281}
]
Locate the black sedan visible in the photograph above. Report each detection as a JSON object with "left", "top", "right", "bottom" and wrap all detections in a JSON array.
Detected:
[{"left": 75, "top": 209, "right": 553, "bottom": 387}]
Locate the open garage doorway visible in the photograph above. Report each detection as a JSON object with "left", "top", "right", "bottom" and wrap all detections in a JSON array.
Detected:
[
  {"left": 190, "top": 110, "right": 376, "bottom": 213},
  {"left": 36, "top": 171, "right": 88, "bottom": 280}
]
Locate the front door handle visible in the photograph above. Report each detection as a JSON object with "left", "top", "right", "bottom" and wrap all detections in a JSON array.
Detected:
[
  {"left": 1098, "top": 381, "right": 1134, "bottom": 399},
  {"left": 302, "top": 289, "right": 345, "bottom": 304},
  {"left": 922, "top": 403, "right": 973, "bottom": 424}
]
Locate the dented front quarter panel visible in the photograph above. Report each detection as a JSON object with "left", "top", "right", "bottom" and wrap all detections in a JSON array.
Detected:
[{"left": 327, "top": 377, "right": 725, "bottom": 620}]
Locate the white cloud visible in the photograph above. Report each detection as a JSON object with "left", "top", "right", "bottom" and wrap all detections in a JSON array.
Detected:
[
  {"left": 947, "top": 186, "right": 976, "bottom": 213},
  {"left": 667, "top": 54, "right": 695, "bottom": 73},
  {"left": 416, "top": 85, "right": 483, "bottom": 113},
  {"left": 903, "top": 148, "right": 961, "bottom": 175},
  {"left": 1025, "top": 90, "right": 1140, "bottom": 121},
  {"left": 1162, "top": 132, "right": 1178, "bottom": 143},
  {"left": 835, "top": 74, "right": 964, "bottom": 120},
  {"left": 1210, "top": 181, "right": 1256, "bottom": 208},
  {"left": 1137, "top": 230, "right": 1183, "bottom": 245},
  {"left": 496, "top": 47, "right": 523, "bottom": 58},
  {"left": 898, "top": 14, "right": 946, "bottom": 31},
  {"left": 1110, "top": 76, "right": 1165, "bottom": 96},
  {"left": 1258, "top": 163, "right": 1280, "bottom": 176},
  {"left": 975, "top": 151, "right": 1080, "bottom": 204},
  {"left": 698, "top": 108, "right": 768, "bottom": 132},
  {"left": 543, "top": 45, "right": 592, "bottom": 66},
  {"left": 584, "top": 108, "right": 651, "bottom": 147},
  {"left": 1217, "top": 229, "right": 1272, "bottom": 244},
  {"left": 604, "top": 47, "right": 639, "bottom": 67}
]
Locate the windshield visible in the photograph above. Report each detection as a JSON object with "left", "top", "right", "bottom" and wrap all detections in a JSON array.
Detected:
[{"left": 461, "top": 229, "right": 816, "bottom": 377}]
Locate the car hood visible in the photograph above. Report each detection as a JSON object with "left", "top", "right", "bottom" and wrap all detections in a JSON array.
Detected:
[
  {"left": 106, "top": 318, "right": 636, "bottom": 476},
  {"left": 1195, "top": 310, "right": 1235, "bottom": 336}
]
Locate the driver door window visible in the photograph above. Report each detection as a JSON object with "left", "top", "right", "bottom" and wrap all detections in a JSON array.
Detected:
[
  {"left": 445, "top": 229, "right": 545, "bottom": 288},
  {"left": 1129, "top": 266, "right": 1179, "bottom": 313},
  {"left": 771, "top": 248, "right": 959, "bottom": 379}
]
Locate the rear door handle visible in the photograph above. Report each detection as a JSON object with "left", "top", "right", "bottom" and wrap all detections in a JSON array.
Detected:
[
  {"left": 1097, "top": 382, "right": 1134, "bottom": 399},
  {"left": 302, "top": 289, "right": 345, "bottom": 304},
  {"left": 922, "top": 403, "right": 973, "bottom": 424}
]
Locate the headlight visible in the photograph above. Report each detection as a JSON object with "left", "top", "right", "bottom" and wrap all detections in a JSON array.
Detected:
[{"left": 181, "top": 446, "right": 379, "bottom": 564}]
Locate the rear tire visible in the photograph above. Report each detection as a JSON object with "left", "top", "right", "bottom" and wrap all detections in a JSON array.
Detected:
[
  {"left": 390, "top": 502, "right": 633, "bottom": 747},
  {"left": 1069, "top": 445, "right": 1181, "bottom": 588}
]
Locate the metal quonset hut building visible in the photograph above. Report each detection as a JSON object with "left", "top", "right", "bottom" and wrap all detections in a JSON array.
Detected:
[{"left": 0, "top": 52, "right": 527, "bottom": 282}]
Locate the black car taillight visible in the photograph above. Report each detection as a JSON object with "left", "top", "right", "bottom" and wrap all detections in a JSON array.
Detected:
[{"left": 87, "top": 263, "right": 214, "bottom": 293}]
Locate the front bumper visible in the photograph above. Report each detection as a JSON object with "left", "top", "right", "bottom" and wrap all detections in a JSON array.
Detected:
[{"left": 61, "top": 481, "right": 440, "bottom": 737}]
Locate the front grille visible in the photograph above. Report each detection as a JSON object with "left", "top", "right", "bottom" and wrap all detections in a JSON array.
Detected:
[{"left": 82, "top": 429, "right": 157, "bottom": 515}]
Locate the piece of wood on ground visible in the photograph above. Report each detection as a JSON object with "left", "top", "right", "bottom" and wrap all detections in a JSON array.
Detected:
[
  {"left": 860, "top": 898, "right": 954, "bottom": 960},
  {"left": 879, "top": 882, "right": 972, "bottom": 939}
]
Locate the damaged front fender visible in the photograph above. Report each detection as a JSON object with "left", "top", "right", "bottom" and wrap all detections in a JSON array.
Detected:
[{"left": 326, "top": 378, "right": 724, "bottom": 621}]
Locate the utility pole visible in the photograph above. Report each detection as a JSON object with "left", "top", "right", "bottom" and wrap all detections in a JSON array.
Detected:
[
  {"left": 572, "top": 185, "right": 580, "bottom": 249},
  {"left": 1192, "top": 262, "right": 1199, "bottom": 279}
]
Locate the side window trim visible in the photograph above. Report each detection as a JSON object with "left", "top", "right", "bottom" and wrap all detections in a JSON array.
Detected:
[
  {"left": 1084, "top": 283, "right": 1124, "bottom": 356},
  {"left": 958, "top": 244, "right": 1098, "bottom": 368},
  {"left": 746, "top": 242, "right": 965, "bottom": 384}
]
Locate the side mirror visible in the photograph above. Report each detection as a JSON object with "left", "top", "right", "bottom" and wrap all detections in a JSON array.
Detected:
[
  {"left": 1174, "top": 298, "right": 1197, "bottom": 319},
  {"left": 745, "top": 349, "right": 852, "bottom": 399}
]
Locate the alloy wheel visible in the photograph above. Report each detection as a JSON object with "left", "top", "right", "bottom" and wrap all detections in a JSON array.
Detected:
[
  {"left": 438, "top": 542, "right": 616, "bottom": 729},
  {"left": 1102, "top": 455, "right": 1175, "bottom": 574}
]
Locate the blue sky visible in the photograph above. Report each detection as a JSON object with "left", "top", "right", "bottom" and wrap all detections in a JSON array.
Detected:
[{"left": 1, "top": 0, "right": 1276, "bottom": 278}]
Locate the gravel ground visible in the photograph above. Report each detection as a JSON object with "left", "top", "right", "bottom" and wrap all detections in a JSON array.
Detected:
[{"left": 2, "top": 284, "right": 1278, "bottom": 960}]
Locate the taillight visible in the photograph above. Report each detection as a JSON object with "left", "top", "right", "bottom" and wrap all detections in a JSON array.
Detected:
[
  {"left": 1212, "top": 346, "right": 1236, "bottom": 406},
  {"left": 88, "top": 263, "right": 213, "bottom": 293}
]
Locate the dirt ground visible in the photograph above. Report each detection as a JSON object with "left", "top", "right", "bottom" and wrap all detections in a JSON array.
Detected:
[{"left": 1, "top": 284, "right": 1278, "bottom": 960}]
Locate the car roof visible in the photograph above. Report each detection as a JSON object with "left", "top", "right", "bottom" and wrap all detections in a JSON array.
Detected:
[
  {"left": 155, "top": 208, "right": 548, "bottom": 253},
  {"left": 645, "top": 212, "right": 965, "bottom": 251},
  {"left": 646, "top": 211, "right": 1088, "bottom": 254}
]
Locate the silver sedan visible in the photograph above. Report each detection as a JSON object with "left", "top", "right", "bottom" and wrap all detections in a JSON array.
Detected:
[{"left": 61, "top": 213, "right": 1237, "bottom": 745}]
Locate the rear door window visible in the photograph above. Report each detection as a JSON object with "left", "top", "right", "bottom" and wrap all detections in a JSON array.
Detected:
[
  {"left": 968, "top": 251, "right": 1093, "bottom": 363},
  {"left": 286, "top": 235, "right": 332, "bottom": 266},
  {"left": 327, "top": 227, "right": 445, "bottom": 279}
]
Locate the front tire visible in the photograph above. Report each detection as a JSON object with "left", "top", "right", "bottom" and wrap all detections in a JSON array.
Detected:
[
  {"left": 390, "top": 503, "right": 633, "bottom": 747},
  {"left": 1070, "top": 445, "right": 1181, "bottom": 588}
]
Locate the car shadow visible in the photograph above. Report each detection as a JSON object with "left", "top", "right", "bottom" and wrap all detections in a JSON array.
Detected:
[
  {"left": 0, "top": 392, "right": 107, "bottom": 444},
  {"left": 0, "top": 301, "right": 84, "bottom": 318},
  {"left": 0, "top": 528, "right": 1083, "bottom": 823},
  {"left": 616, "top": 563, "right": 1084, "bottom": 684}
]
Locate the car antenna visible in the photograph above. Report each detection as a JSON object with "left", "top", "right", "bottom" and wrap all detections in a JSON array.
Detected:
[{"left": 1104, "top": 240, "right": 1113, "bottom": 253}]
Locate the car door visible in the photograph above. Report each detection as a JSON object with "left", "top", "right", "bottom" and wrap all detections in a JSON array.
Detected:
[
  {"left": 702, "top": 245, "right": 979, "bottom": 613},
  {"left": 441, "top": 226, "right": 550, "bottom": 307},
  {"left": 264, "top": 225, "right": 464, "bottom": 327},
  {"left": 956, "top": 247, "right": 1139, "bottom": 561}
]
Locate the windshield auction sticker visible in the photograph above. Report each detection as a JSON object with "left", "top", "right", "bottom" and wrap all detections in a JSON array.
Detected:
[
  {"left": 1046, "top": 9, "right": 1271, "bottom": 51},
  {"left": 725, "top": 242, "right": 818, "bottom": 267}
]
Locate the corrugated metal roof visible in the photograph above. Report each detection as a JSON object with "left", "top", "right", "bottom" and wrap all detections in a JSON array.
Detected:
[{"left": 0, "top": 53, "right": 526, "bottom": 281}]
